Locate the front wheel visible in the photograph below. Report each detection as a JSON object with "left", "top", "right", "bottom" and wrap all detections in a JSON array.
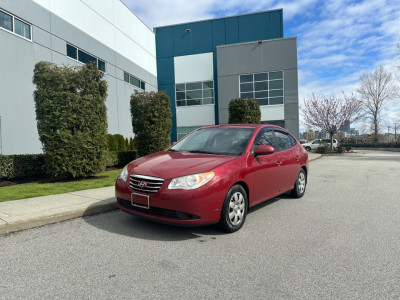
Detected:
[
  {"left": 219, "top": 185, "right": 248, "bottom": 233},
  {"left": 290, "top": 169, "right": 307, "bottom": 198},
  {"left": 305, "top": 146, "right": 311, "bottom": 152}
]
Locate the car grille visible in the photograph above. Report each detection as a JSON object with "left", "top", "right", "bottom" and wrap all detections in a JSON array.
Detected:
[
  {"left": 130, "top": 174, "right": 164, "bottom": 194},
  {"left": 117, "top": 198, "right": 200, "bottom": 220}
]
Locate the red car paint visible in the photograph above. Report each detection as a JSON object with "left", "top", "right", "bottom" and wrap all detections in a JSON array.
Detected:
[{"left": 115, "top": 124, "right": 308, "bottom": 226}]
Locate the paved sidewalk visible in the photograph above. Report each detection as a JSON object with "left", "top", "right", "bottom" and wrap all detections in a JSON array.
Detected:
[{"left": 0, "top": 153, "right": 321, "bottom": 235}]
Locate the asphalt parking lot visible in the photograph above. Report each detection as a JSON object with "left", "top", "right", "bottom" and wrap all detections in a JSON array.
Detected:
[{"left": 1, "top": 150, "right": 400, "bottom": 299}]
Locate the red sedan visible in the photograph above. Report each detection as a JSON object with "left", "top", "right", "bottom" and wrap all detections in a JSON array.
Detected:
[{"left": 115, "top": 124, "right": 308, "bottom": 232}]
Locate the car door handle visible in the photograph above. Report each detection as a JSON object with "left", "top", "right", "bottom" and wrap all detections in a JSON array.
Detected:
[
  {"left": 276, "top": 161, "right": 282, "bottom": 166},
  {"left": 296, "top": 156, "right": 300, "bottom": 161}
]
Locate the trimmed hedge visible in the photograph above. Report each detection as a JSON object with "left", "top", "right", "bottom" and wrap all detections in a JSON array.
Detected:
[
  {"left": 33, "top": 61, "right": 108, "bottom": 178},
  {"left": 103, "top": 151, "right": 138, "bottom": 167},
  {"left": 0, "top": 154, "right": 46, "bottom": 180},
  {"left": 228, "top": 98, "right": 261, "bottom": 124},
  {"left": 130, "top": 91, "right": 172, "bottom": 157},
  {"left": 341, "top": 143, "right": 400, "bottom": 148},
  {"left": 1, "top": 151, "right": 137, "bottom": 180}
]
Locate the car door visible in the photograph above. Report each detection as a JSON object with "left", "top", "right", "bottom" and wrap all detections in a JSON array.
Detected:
[
  {"left": 274, "top": 130, "right": 299, "bottom": 192},
  {"left": 247, "top": 128, "right": 282, "bottom": 205}
]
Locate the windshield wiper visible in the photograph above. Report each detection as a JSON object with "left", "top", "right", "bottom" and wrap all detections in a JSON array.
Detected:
[{"left": 186, "top": 150, "right": 215, "bottom": 154}]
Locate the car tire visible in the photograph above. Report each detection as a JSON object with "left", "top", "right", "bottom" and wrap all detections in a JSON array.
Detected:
[
  {"left": 290, "top": 169, "right": 307, "bottom": 198},
  {"left": 219, "top": 185, "right": 248, "bottom": 233},
  {"left": 305, "top": 146, "right": 311, "bottom": 151}
]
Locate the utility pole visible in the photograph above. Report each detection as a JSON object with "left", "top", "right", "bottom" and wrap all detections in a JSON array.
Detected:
[
  {"left": 387, "top": 126, "right": 390, "bottom": 143},
  {"left": 395, "top": 123, "right": 398, "bottom": 143}
]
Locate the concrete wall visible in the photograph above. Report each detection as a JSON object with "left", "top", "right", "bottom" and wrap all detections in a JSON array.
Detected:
[
  {"left": 216, "top": 37, "right": 299, "bottom": 138},
  {"left": 0, "top": 0, "right": 157, "bottom": 154}
]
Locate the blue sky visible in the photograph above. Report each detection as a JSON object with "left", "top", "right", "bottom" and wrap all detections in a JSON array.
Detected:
[{"left": 122, "top": 0, "right": 400, "bottom": 133}]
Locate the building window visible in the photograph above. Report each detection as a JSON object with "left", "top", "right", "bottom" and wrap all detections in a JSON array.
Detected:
[
  {"left": 66, "top": 43, "right": 106, "bottom": 72},
  {"left": 175, "top": 81, "right": 214, "bottom": 107},
  {"left": 123, "top": 71, "right": 145, "bottom": 90},
  {"left": 0, "top": 9, "right": 31, "bottom": 40},
  {"left": 239, "top": 71, "right": 284, "bottom": 106}
]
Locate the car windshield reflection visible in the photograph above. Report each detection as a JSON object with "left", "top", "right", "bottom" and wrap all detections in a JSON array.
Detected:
[{"left": 170, "top": 127, "right": 255, "bottom": 156}]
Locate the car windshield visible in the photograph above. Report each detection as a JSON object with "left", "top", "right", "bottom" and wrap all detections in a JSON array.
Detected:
[{"left": 170, "top": 127, "right": 255, "bottom": 156}]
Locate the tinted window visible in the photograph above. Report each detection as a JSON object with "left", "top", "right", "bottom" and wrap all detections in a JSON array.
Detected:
[
  {"left": 171, "top": 128, "right": 254, "bottom": 156},
  {"left": 67, "top": 44, "right": 77, "bottom": 60},
  {"left": 78, "top": 50, "right": 96, "bottom": 64},
  {"left": 98, "top": 60, "right": 105, "bottom": 72},
  {"left": 274, "top": 131, "right": 293, "bottom": 152},
  {"left": 14, "top": 18, "right": 30, "bottom": 39},
  {"left": 0, "top": 10, "right": 13, "bottom": 31},
  {"left": 256, "top": 130, "right": 274, "bottom": 146}
]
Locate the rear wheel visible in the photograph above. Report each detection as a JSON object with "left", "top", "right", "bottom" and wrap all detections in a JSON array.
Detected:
[
  {"left": 291, "top": 169, "right": 307, "bottom": 198},
  {"left": 219, "top": 185, "right": 248, "bottom": 233},
  {"left": 305, "top": 146, "right": 311, "bottom": 151}
]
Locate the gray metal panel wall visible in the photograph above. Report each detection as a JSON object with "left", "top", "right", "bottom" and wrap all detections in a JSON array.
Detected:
[
  {"left": 0, "top": 0, "right": 156, "bottom": 154},
  {"left": 216, "top": 37, "right": 299, "bottom": 138}
]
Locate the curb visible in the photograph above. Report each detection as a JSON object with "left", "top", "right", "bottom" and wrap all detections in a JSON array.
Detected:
[
  {"left": 0, "top": 198, "right": 117, "bottom": 236},
  {"left": 308, "top": 154, "right": 322, "bottom": 162}
]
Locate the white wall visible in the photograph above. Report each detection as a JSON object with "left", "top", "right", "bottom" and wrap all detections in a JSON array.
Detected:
[
  {"left": 176, "top": 106, "right": 215, "bottom": 127},
  {"left": 174, "top": 52, "right": 214, "bottom": 84},
  {"left": 260, "top": 105, "right": 285, "bottom": 121},
  {"left": 32, "top": 0, "right": 156, "bottom": 75}
]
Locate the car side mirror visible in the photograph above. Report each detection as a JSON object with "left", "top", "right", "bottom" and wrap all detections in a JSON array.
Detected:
[{"left": 255, "top": 145, "right": 275, "bottom": 156}]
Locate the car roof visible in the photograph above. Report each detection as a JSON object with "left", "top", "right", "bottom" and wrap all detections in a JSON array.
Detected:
[{"left": 199, "top": 124, "right": 284, "bottom": 130}]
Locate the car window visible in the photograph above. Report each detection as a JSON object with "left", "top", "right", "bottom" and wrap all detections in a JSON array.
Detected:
[
  {"left": 257, "top": 130, "right": 274, "bottom": 146},
  {"left": 274, "top": 131, "right": 293, "bottom": 152},
  {"left": 289, "top": 135, "right": 297, "bottom": 147},
  {"left": 312, "top": 140, "right": 320, "bottom": 144},
  {"left": 171, "top": 127, "right": 254, "bottom": 156}
]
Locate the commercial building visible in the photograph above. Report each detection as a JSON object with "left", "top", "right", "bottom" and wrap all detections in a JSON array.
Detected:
[
  {"left": 155, "top": 10, "right": 299, "bottom": 141},
  {"left": 0, "top": 0, "right": 157, "bottom": 155},
  {"left": 0, "top": 1, "right": 298, "bottom": 154}
]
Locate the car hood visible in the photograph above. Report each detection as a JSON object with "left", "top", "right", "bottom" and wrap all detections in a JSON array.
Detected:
[{"left": 128, "top": 151, "right": 237, "bottom": 180}]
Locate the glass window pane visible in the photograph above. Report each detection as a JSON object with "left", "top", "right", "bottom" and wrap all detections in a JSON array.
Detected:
[
  {"left": 254, "top": 73, "right": 268, "bottom": 81},
  {"left": 14, "top": 18, "right": 31, "bottom": 39},
  {"left": 269, "top": 71, "right": 283, "bottom": 80},
  {"left": 176, "top": 92, "right": 185, "bottom": 100},
  {"left": 78, "top": 50, "right": 96, "bottom": 64},
  {"left": 203, "top": 81, "right": 213, "bottom": 89},
  {"left": 129, "top": 76, "right": 140, "bottom": 88},
  {"left": 203, "top": 89, "right": 214, "bottom": 98},
  {"left": 98, "top": 60, "right": 105, "bottom": 72},
  {"left": 0, "top": 11, "right": 13, "bottom": 31},
  {"left": 203, "top": 98, "right": 214, "bottom": 104},
  {"left": 186, "top": 82, "right": 202, "bottom": 90},
  {"left": 240, "top": 74, "right": 253, "bottom": 83},
  {"left": 269, "top": 90, "right": 283, "bottom": 97},
  {"left": 240, "top": 82, "right": 253, "bottom": 93},
  {"left": 256, "top": 98, "right": 268, "bottom": 106},
  {"left": 269, "top": 80, "right": 283, "bottom": 90},
  {"left": 177, "top": 100, "right": 186, "bottom": 106},
  {"left": 240, "top": 92, "right": 254, "bottom": 99},
  {"left": 254, "top": 81, "right": 268, "bottom": 91},
  {"left": 66, "top": 44, "right": 77, "bottom": 60},
  {"left": 124, "top": 72, "right": 129, "bottom": 83},
  {"left": 186, "top": 90, "right": 202, "bottom": 99},
  {"left": 255, "top": 91, "right": 268, "bottom": 99},
  {"left": 176, "top": 84, "right": 185, "bottom": 92},
  {"left": 269, "top": 97, "right": 283, "bottom": 105},
  {"left": 187, "top": 99, "right": 202, "bottom": 106},
  {"left": 141, "top": 81, "right": 145, "bottom": 90}
]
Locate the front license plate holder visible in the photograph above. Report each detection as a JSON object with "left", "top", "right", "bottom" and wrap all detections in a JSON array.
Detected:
[{"left": 131, "top": 193, "right": 150, "bottom": 209}]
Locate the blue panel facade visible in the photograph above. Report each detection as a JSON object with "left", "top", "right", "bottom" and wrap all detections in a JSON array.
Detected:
[{"left": 155, "top": 10, "right": 284, "bottom": 141}]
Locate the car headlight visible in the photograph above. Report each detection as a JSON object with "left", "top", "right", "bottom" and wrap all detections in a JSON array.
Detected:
[
  {"left": 119, "top": 165, "right": 129, "bottom": 182},
  {"left": 168, "top": 172, "right": 215, "bottom": 190}
]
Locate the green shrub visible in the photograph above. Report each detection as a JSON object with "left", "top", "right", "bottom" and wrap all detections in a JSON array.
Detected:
[
  {"left": 33, "top": 61, "right": 108, "bottom": 178},
  {"left": 130, "top": 91, "right": 172, "bottom": 157},
  {"left": 107, "top": 134, "right": 118, "bottom": 151},
  {"left": 103, "top": 151, "right": 118, "bottom": 167},
  {"left": 103, "top": 151, "right": 138, "bottom": 167},
  {"left": 314, "top": 144, "right": 329, "bottom": 154},
  {"left": 228, "top": 98, "right": 261, "bottom": 124},
  {"left": 336, "top": 146, "right": 345, "bottom": 153},
  {"left": 0, "top": 154, "right": 46, "bottom": 180}
]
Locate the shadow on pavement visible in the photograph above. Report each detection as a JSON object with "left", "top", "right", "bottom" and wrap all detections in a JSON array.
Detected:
[
  {"left": 83, "top": 204, "right": 224, "bottom": 242},
  {"left": 83, "top": 194, "right": 288, "bottom": 241}
]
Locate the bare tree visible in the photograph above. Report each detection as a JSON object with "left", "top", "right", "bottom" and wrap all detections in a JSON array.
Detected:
[
  {"left": 357, "top": 65, "right": 399, "bottom": 143},
  {"left": 301, "top": 93, "right": 363, "bottom": 149}
]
